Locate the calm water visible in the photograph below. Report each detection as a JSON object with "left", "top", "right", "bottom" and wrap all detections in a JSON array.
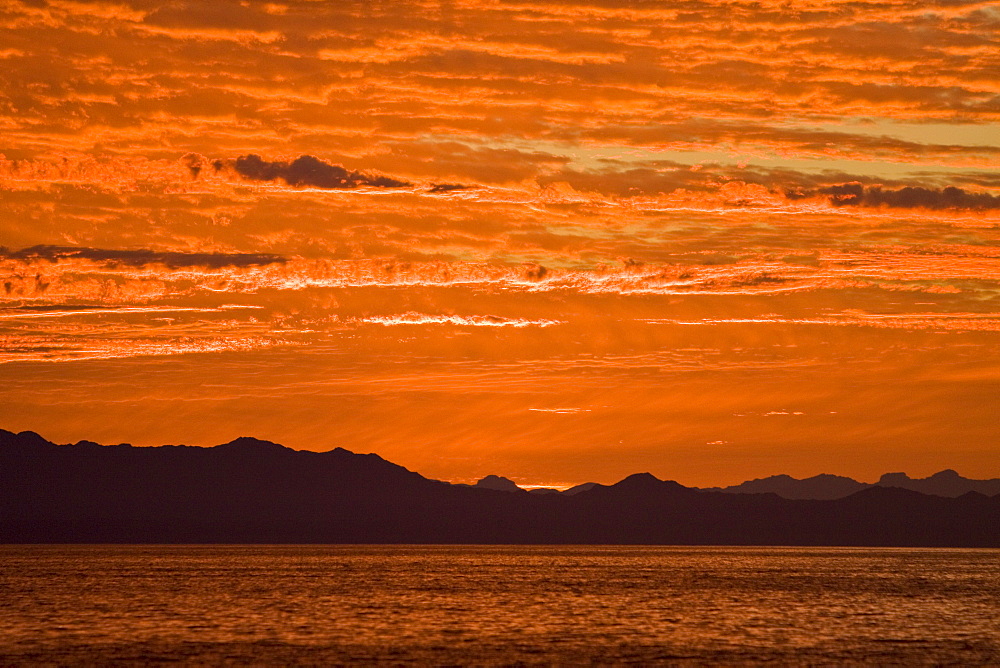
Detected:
[{"left": 1, "top": 546, "right": 999, "bottom": 665}]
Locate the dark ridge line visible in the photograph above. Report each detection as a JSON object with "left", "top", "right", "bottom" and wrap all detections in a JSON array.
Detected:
[{"left": 2, "top": 429, "right": 998, "bottom": 545}]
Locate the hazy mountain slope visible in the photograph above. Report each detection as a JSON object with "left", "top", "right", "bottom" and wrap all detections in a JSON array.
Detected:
[
  {"left": 706, "top": 470, "right": 1000, "bottom": 500},
  {"left": 705, "top": 474, "right": 869, "bottom": 500}
]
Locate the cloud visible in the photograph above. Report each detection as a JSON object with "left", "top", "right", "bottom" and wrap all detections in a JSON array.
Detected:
[
  {"left": 791, "top": 183, "right": 1000, "bottom": 210},
  {"left": 5, "top": 246, "right": 286, "bottom": 269},
  {"left": 428, "top": 183, "right": 471, "bottom": 193},
  {"left": 540, "top": 161, "right": 1000, "bottom": 213},
  {"left": 641, "top": 313, "right": 1000, "bottom": 333},
  {"left": 227, "top": 155, "right": 411, "bottom": 190},
  {"left": 182, "top": 153, "right": 206, "bottom": 179},
  {"left": 357, "top": 313, "right": 562, "bottom": 328},
  {"left": 0, "top": 333, "right": 293, "bottom": 365}
]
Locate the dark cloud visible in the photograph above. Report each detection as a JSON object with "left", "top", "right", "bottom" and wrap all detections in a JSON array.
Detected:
[
  {"left": 523, "top": 263, "right": 548, "bottom": 280},
  {"left": 230, "top": 155, "right": 410, "bottom": 189},
  {"left": 544, "top": 162, "right": 1000, "bottom": 212},
  {"left": 428, "top": 183, "right": 471, "bottom": 193},
  {"left": 790, "top": 183, "right": 1000, "bottom": 210},
  {"left": 182, "top": 153, "right": 206, "bottom": 179},
  {"left": 4, "top": 246, "right": 286, "bottom": 269}
]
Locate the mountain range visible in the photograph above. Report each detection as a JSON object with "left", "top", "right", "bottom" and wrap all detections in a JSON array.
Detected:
[
  {"left": 702, "top": 470, "right": 1000, "bottom": 499},
  {"left": 463, "top": 469, "right": 1000, "bottom": 500},
  {"left": 2, "top": 429, "right": 998, "bottom": 546}
]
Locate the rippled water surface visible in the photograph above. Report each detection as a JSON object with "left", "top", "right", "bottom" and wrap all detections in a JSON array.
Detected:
[{"left": 2, "top": 545, "right": 999, "bottom": 665}]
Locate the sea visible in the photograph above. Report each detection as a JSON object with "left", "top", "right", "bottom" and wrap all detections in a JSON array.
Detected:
[{"left": 1, "top": 545, "right": 998, "bottom": 665}]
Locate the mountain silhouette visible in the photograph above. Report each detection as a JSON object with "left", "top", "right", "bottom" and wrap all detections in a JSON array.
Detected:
[
  {"left": 562, "top": 482, "right": 598, "bottom": 496},
  {"left": 876, "top": 469, "right": 1000, "bottom": 497},
  {"left": 704, "top": 470, "right": 1000, "bottom": 500},
  {"left": 2, "top": 429, "right": 998, "bottom": 545},
  {"left": 705, "top": 474, "right": 869, "bottom": 500},
  {"left": 473, "top": 475, "right": 523, "bottom": 492}
]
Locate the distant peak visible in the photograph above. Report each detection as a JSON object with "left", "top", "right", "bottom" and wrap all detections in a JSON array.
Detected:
[
  {"left": 217, "top": 436, "right": 288, "bottom": 451},
  {"left": 615, "top": 472, "right": 663, "bottom": 488},
  {"left": 475, "top": 475, "right": 522, "bottom": 492},
  {"left": 878, "top": 472, "right": 910, "bottom": 484},
  {"left": 0, "top": 430, "right": 51, "bottom": 448},
  {"left": 930, "top": 469, "right": 961, "bottom": 479},
  {"left": 562, "top": 482, "right": 598, "bottom": 496},
  {"left": 17, "top": 430, "right": 50, "bottom": 445}
]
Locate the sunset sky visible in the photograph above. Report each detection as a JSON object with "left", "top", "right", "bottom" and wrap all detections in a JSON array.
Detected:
[{"left": 1, "top": 0, "right": 999, "bottom": 488}]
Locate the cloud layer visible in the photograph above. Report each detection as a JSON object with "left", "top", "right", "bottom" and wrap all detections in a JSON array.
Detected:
[{"left": 1, "top": 0, "right": 999, "bottom": 487}]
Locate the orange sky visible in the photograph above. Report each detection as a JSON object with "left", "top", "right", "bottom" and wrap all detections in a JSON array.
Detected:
[{"left": 1, "top": 0, "right": 999, "bottom": 487}]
